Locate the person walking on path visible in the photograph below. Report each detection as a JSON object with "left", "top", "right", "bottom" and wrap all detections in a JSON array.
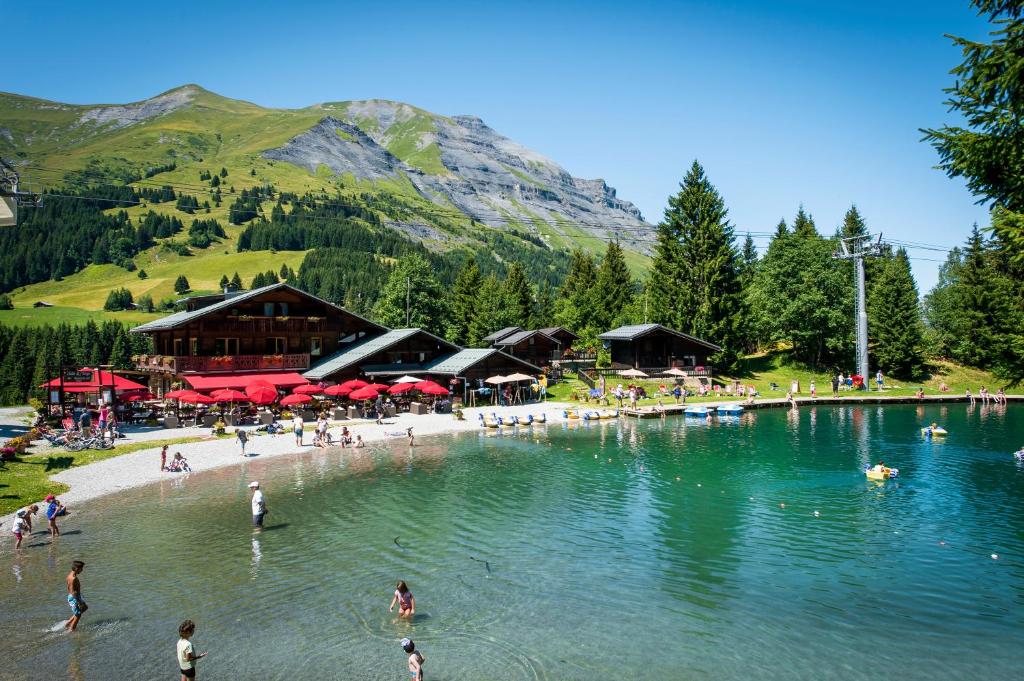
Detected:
[
  {"left": 46, "top": 494, "right": 68, "bottom": 538},
  {"left": 249, "top": 482, "right": 267, "bottom": 529},
  {"left": 876, "top": 370, "right": 884, "bottom": 391},
  {"left": 64, "top": 560, "right": 88, "bottom": 632},
  {"left": 292, "top": 414, "right": 304, "bottom": 446},
  {"left": 831, "top": 374, "right": 840, "bottom": 398},
  {"left": 237, "top": 428, "right": 248, "bottom": 457},
  {"left": 177, "top": 619, "right": 207, "bottom": 680}
]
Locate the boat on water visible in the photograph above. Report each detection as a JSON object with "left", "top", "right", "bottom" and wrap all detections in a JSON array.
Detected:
[
  {"left": 865, "top": 464, "right": 899, "bottom": 480},
  {"left": 922, "top": 426, "right": 948, "bottom": 437},
  {"left": 717, "top": 404, "right": 744, "bottom": 415},
  {"left": 684, "top": 406, "right": 709, "bottom": 416}
]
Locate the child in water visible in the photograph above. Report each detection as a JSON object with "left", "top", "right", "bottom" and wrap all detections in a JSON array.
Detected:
[
  {"left": 389, "top": 580, "right": 415, "bottom": 617},
  {"left": 401, "top": 638, "right": 425, "bottom": 681}
]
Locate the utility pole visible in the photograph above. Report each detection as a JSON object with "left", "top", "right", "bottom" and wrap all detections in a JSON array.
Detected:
[{"left": 834, "top": 234, "right": 883, "bottom": 389}]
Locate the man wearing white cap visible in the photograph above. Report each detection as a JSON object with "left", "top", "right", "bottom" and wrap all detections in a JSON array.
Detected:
[{"left": 249, "top": 482, "right": 266, "bottom": 529}]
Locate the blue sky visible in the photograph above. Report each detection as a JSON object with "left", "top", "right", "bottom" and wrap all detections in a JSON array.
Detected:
[{"left": 6, "top": 0, "right": 992, "bottom": 290}]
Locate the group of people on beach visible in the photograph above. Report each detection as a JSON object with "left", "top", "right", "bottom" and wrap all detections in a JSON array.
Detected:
[
  {"left": 11, "top": 494, "right": 68, "bottom": 549},
  {"left": 966, "top": 386, "right": 1007, "bottom": 405}
]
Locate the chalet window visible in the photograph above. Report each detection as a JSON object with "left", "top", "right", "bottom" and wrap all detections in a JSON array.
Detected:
[
  {"left": 190, "top": 338, "right": 199, "bottom": 356},
  {"left": 683, "top": 355, "right": 696, "bottom": 367},
  {"left": 263, "top": 303, "right": 274, "bottom": 317},
  {"left": 278, "top": 302, "right": 289, "bottom": 316},
  {"left": 310, "top": 337, "right": 322, "bottom": 356},
  {"left": 265, "top": 337, "right": 286, "bottom": 354},
  {"left": 173, "top": 338, "right": 184, "bottom": 356},
  {"left": 215, "top": 338, "right": 239, "bottom": 355}
]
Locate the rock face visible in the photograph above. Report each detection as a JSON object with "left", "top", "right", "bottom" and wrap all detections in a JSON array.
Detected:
[
  {"left": 77, "top": 86, "right": 198, "bottom": 131},
  {"left": 267, "top": 100, "right": 653, "bottom": 251}
]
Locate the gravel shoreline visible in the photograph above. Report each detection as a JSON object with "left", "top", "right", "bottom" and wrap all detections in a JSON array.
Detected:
[{"left": 0, "top": 403, "right": 567, "bottom": 528}]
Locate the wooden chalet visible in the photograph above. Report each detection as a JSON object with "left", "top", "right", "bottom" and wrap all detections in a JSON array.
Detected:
[
  {"left": 131, "top": 283, "right": 384, "bottom": 392},
  {"left": 302, "top": 328, "right": 459, "bottom": 384},
  {"left": 597, "top": 324, "right": 720, "bottom": 376},
  {"left": 493, "top": 329, "right": 562, "bottom": 368}
]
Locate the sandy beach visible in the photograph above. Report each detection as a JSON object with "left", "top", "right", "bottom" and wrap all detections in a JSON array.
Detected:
[{"left": 0, "top": 402, "right": 569, "bottom": 527}]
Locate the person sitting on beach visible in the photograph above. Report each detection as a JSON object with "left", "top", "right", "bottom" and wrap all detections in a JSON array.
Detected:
[
  {"left": 389, "top": 580, "right": 416, "bottom": 617},
  {"left": 966, "top": 388, "right": 975, "bottom": 403},
  {"left": 939, "top": 381, "right": 949, "bottom": 392},
  {"left": 996, "top": 388, "right": 1006, "bottom": 404},
  {"left": 169, "top": 452, "right": 192, "bottom": 472},
  {"left": 655, "top": 400, "right": 665, "bottom": 417},
  {"left": 340, "top": 426, "right": 352, "bottom": 447},
  {"left": 916, "top": 388, "right": 925, "bottom": 399}
]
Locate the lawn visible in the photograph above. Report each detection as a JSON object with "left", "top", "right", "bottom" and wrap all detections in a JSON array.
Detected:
[
  {"left": 0, "top": 435, "right": 204, "bottom": 515},
  {"left": 551, "top": 352, "right": 1008, "bottom": 409}
]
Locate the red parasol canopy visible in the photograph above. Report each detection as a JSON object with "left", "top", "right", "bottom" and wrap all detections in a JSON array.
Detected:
[
  {"left": 323, "top": 384, "right": 351, "bottom": 397},
  {"left": 419, "top": 383, "right": 450, "bottom": 396},
  {"left": 414, "top": 380, "right": 445, "bottom": 392},
  {"left": 349, "top": 387, "right": 379, "bottom": 401},
  {"left": 366, "top": 383, "right": 390, "bottom": 393},
  {"left": 280, "top": 393, "right": 312, "bottom": 406},
  {"left": 211, "top": 389, "right": 249, "bottom": 402},
  {"left": 292, "top": 384, "right": 323, "bottom": 395},
  {"left": 247, "top": 379, "right": 276, "bottom": 390},
  {"left": 245, "top": 384, "right": 278, "bottom": 405},
  {"left": 388, "top": 383, "right": 416, "bottom": 395},
  {"left": 41, "top": 368, "right": 148, "bottom": 393},
  {"left": 164, "top": 389, "right": 190, "bottom": 399},
  {"left": 178, "top": 391, "right": 217, "bottom": 404},
  {"left": 120, "top": 390, "right": 156, "bottom": 402},
  {"left": 339, "top": 379, "right": 369, "bottom": 391}
]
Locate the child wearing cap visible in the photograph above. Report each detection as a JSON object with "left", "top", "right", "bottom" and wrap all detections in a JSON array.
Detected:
[
  {"left": 46, "top": 495, "right": 68, "bottom": 538},
  {"left": 401, "top": 638, "right": 424, "bottom": 680}
]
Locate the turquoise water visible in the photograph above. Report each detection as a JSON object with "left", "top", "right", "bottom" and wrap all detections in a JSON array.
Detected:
[{"left": 2, "top": 403, "right": 1023, "bottom": 680}]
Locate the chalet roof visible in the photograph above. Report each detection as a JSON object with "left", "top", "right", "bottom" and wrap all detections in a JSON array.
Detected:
[
  {"left": 424, "top": 348, "right": 540, "bottom": 375},
  {"left": 482, "top": 326, "right": 523, "bottom": 343},
  {"left": 597, "top": 323, "right": 722, "bottom": 352},
  {"left": 130, "top": 282, "right": 383, "bottom": 334},
  {"left": 494, "top": 329, "right": 558, "bottom": 346},
  {"left": 304, "top": 328, "right": 455, "bottom": 380},
  {"left": 539, "top": 326, "right": 578, "bottom": 341}
]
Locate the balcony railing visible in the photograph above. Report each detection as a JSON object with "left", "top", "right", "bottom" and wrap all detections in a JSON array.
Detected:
[
  {"left": 134, "top": 353, "right": 310, "bottom": 373},
  {"left": 201, "top": 317, "right": 326, "bottom": 333}
]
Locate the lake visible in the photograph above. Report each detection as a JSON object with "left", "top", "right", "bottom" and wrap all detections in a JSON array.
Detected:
[{"left": 1, "top": 403, "right": 1022, "bottom": 680}]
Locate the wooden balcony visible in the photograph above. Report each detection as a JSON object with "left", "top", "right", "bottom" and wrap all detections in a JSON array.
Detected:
[
  {"left": 200, "top": 316, "right": 326, "bottom": 333},
  {"left": 134, "top": 353, "right": 310, "bottom": 373}
]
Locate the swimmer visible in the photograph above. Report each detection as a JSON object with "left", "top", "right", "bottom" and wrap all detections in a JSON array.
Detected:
[
  {"left": 705, "top": 412, "right": 712, "bottom": 424},
  {"left": 401, "top": 638, "right": 425, "bottom": 681},
  {"left": 64, "top": 560, "right": 88, "bottom": 631},
  {"left": 389, "top": 580, "right": 416, "bottom": 617},
  {"left": 354, "top": 435, "right": 365, "bottom": 448}
]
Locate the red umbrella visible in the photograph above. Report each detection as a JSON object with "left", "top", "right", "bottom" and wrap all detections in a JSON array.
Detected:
[
  {"left": 414, "top": 380, "right": 446, "bottom": 392},
  {"left": 280, "top": 393, "right": 312, "bottom": 406},
  {"left": 349, "top": 387, "right": 379, "bottom": 401},
  {"left": 419, "top": 383, "right": 450, "bottom": 396},
  {"left": 178, "top": 391, "right": 217, "bottom": 404},
  {"left": 388, "top": 383, "right": 416, "bottom": 395},
  {"left": 246, "top": 385, "right": 278, "bottom": 405},
  {"left": 163, "top": 389, "right": 190, "bottom": 400},
  {"left": 292, "top": 384, "right": 323, "bottom": 395},
  {"left": 120, "top": 390, "right": 156, "bottom": 402},
  {"left": 323, "top": 384, "right": 351, "bottom": 397},
  {"left": 339, "top": 379, "right": 369, "bottom": 391},
  {"left": 211, "top": 389, "right": 249, "bottom": 402},
  {"left": 246, "top": 378, "right": 276, "bottom": 390},
  {"left": 366, "top": 383, "right": 390, "bottom": 393}
]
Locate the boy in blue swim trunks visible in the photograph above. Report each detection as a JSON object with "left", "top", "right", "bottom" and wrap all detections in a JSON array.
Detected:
[
  {"left": 401, "top": 638, "right": 424, "bottom": 680},
  {"left": 65, "top": 560, "right": 88, "bottom": 631}
]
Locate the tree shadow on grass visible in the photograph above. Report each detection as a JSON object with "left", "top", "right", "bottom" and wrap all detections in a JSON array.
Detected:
[{"left": 45, "top": 456, "right": 74, "bottom": 472}]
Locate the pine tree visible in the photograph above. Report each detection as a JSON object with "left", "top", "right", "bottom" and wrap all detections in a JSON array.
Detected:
[
  {"left": 230, "top": 272, "right": 243, "bottom": 290},
  {"left": 648, "top": 160, "right": 744, "bottom": 370},
  {"left": 280, "top": 264, "right": 290, "bottom": 280},
  {"left": 447, "top": 260, "right": 482, "bottom": 345},
  {"left": 840, "top": 205, "right": 868, "bottom": 239},
  {"left": 869, "top": 249, "right": 926, "bottom": 378},
  {"left": 503, "top": 262, "right": 534, "bottom": 329},
  {"left": 109, "top": 328, "right": 133, "bottom": 370},
  {"left": 468, "top": 274, "right": 514, "bottom": 346},
  {"left": 174, "top": 275, "right": 191, "bottom": 294},
  {"left": 594, "top": 241, "right": 633, "bottom": 331},
  {"left": 774, "top": 218, "right": 788, "bottom": 237},
  {"left": 219, "top": 274, "right": 230, "bottom": 290},
  {"left": 0, "top": 329, "right": 32, "bottom": 404},
  {"left": 554, "top": 249, "right": 599, "bottom": 332},
  {"left": 251, "top": 272, "right": 267, "bottom": 289},
  {"left": 534, "top": 281, "right": 555, "bottom": 329},
  {"left": 138, "top": 269, "right": 148, "bottom": 280},
  {"left": 30, "top": 333, "right": 52, "bottom": 401},
  {"left": 371, "top": 254, "right": 448, "bottom": 334},
  {"left": 792, "top": 206, "right": 817, "bottom": 237}
]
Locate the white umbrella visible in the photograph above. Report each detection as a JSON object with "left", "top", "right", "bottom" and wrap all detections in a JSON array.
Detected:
[
  {"left": 663, "top": 368, "right": 688, "bottom": 377},
  {"left": 505, "top": 372, "right": 534, "bottom": 382},
  {"left": 392, "top": 375, "right": 422, "bottom": 384},
  {"left": 484, "top": 375, "right": 507, "bottom": 385},
  {"left": 620, "top": 368, "right": 649, "bottom": 378}
]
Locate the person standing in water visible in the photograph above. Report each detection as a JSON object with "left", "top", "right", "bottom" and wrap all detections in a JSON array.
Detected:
[
  {"left": 401, "top": 638, "right": 425, "bottom": 681},
  {"left": 160, "top": 444, "right": 168, "bottom": 471},
  {"left": 407, "top": 427, "right": 414, "bottom": 447},
  {"left": 177, "top": 619, "right": 207, "bottom": 680},
  {"left": 249, "top": 481, "right": 266, "bottom": 529},
  {"left": 389, "top": 580, "right": 416, "bottom": 618},
  {"left": 292, "top": 413, "right": 304, "bottom": 446},
  {"left": 64, "top": 560, "right": 88, "bottom": 632}
]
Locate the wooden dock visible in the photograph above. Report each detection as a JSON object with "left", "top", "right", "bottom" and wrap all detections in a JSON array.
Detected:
[{"left": 620, "top": 394, "right": 1021, "bottom": 418}]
